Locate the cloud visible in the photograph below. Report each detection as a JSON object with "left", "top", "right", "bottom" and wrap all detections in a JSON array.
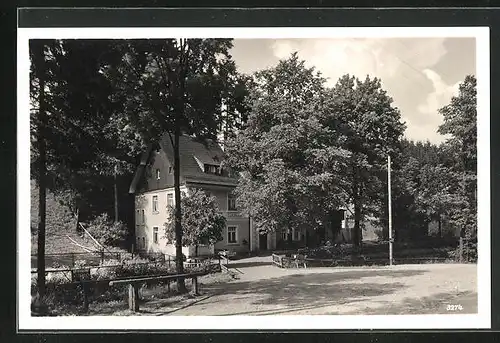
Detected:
[
  {"left": 409, "top": 68, "right": 460, "bottom": 143},
  {"left": 267, "top": 38, "right": 461, "bottom": 144},
  {"left": 270, "top": 38, "right": 447, "bottom": 86}
]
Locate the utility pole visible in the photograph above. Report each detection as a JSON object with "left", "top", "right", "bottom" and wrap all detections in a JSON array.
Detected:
[{"left": 388, "top": 154, "right": 393, "bottom": 266}]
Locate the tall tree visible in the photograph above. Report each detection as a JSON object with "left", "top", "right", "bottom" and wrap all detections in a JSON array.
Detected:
[
  {"left": 107, "top": 39, "right": 246, "bottom": 292},
  {"left": 30, "top": 40, "right": 146, "bottom": 309},
  {"left": 226, "top": 53, "right": 351, "bottom": 242},
  {"left": 438, "top": 75, "right": 477, "bottom": 240},
  {"left": 389, "top": 140, "right": 455, "bottom": 241},
  {"left": 326, "top": 75, "right": 406, "bottom": 247},
  {"left": 30, "top": 40, "right": 50, "bottom": 304}
]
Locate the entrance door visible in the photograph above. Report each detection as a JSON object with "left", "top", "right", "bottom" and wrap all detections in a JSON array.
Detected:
[{"left": 259, "top": 233, "right": 268, "bottom": 250}]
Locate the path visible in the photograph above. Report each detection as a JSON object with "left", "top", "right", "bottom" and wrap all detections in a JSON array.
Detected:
[{"left": 113, "top": 257, "right": 478, "bottom": 316}]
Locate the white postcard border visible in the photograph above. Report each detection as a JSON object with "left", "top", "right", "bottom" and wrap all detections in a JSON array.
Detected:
[{"left": 17, "top": 26, "right": 491, "bottom": 331}]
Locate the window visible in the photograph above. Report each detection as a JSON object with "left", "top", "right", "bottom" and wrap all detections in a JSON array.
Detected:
[
  {"left": 281, "top": 230, "right": 288, "bottom": 240},
  {"left": 142, "top": 237, "right": 145, "bottom": 248},
  {"left": 156, "top": 169, "right": 161, "bottom": 180},
  {"left": 293, "top": 229, "right": 300, "bottom": 241},
  {"left": 227, "top": 192, "right": 237, "bottom": 211},
  {"left": 152, "top": 195, "right": 159, "bottom": 213},
  {"left": 141, "top": 209, "right": 145, "bottom": 224},
  {"left": 167, "top": 193, "right": 174, "bottom": 207},
  {"left": 227, "top": 226, "right": 237, "bottom": 244},
  {"left": 153, "top": 227, "right": 159, "bottom": 244},
  {"left": 137, "top": 237, "right": 140, "bottom": 249},
  {"left": 168, "top": 166, "right": 173, "bottom": 174},
  {"left": 204, "top": 164, "right": 221, "bottom": 175},
  {"left": 137, "top": 209, "right": 145, "bottom": 225}
]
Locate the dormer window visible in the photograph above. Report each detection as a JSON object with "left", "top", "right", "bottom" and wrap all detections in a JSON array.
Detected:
[{"left": 204, "top": 164, "right": 222, "bottom": 175}]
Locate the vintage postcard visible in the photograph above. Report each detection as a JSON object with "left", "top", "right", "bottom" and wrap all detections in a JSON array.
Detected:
[{"left": 18, "top": 24, "right": 490, "bottom": 330}]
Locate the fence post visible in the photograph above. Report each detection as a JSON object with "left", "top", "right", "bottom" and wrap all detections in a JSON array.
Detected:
[
  {"left": 459, "top": 237, "right": 464, "bottom": 263},
  {"left": 82, "top": 282, "right": 89, "bottom": 313}
]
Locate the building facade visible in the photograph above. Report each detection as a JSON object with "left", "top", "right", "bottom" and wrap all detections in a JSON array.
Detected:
[{"left": 129, "top": 134, "right": 272, "bottom": 257}]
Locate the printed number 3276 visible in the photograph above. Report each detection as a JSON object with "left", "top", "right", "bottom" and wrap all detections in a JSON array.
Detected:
[{"left": 447, "top": 304, "right": 463, "bottom": 311}]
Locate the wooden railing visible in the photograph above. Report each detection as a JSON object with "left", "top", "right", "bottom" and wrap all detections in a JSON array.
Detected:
[
  {"left": 109, "top": 271, "right": 208, "bottom": 312},
  {"left": 272, "top": 253, "right": 307, "bottom": 269}
]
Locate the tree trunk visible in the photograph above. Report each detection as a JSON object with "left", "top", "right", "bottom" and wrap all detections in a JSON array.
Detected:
[
  {"left": 114, "top": 163, "right": 119, "bottom": 223},
  {"left": 353, "top": 202, "right": 361, "bottom": 247},
  {"left": 173, "top": 38, "right": 188, "bottom": 293},
  {"left": 438, "top": 213, "right": 442, "bottom": 238},
  {"left": 35, "top": 43, "right": 47, "bottom": 307},
  {"left": 352, "top": 183, "right": 362, "bottom": 248},
  {"left": 37, "top": 133, "right": 47, "bottom": 301},
  {"left": 173, "top": 131, "right": 187, "bottom": 293},
  {"left": 75, "top": 208, "right": 81, "bottom": 234}
]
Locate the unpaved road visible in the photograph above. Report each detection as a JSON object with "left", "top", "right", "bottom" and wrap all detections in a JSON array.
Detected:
[{"left": 111, "top": 257, "right": 477, "bottom": 316}]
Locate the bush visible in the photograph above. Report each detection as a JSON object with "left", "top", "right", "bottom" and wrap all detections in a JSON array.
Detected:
[
  {"left": 91, "top": 259, "right": 121, "bottom": 280},
  {"left": 74, "top": 259, "right": 88, "bottom": 269},
  {"left": 31, "top": 292, "right": 57, "bottom": 315},
  {"left": 448, "top": 240, "right": 477, "bottom": 263},
  {"left": 85, "top": 213, "right": 128, "bottom": 247},
  {"left": 31, "top": 253, "right": 220, "bottom": 314}
]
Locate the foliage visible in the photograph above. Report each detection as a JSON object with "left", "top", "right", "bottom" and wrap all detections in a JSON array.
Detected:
[
  {"left": 226, "top": 53, "right": 351, "bottom": 237},
  {"left": 381, "top": 75, "right": 477, "bottom": 245},
  {"left": 164, "top": 188, "right": 225, "bottom": 247},
  {"left": 91, "top": 259, "right": 120, "bottom": 280},
  {"left": 448, "top": 239, "right": 477, "bottom": 263},
  {"left": 30, "top": 40, "right": 136, "bottom": 220},
  {"left": 326, "top": 74, "right": 406, "bottom": 246},
  {"left": 85, "top": 213, "right": 129, "bottom": 248},
  {"left": 438, "top": 75, "right": 477, "bottom": 240},
  {"left": 30, "top": 180, "right": 76, "bottom": 237}
]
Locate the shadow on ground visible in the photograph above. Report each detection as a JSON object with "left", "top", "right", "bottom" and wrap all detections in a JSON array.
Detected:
[
  {"left": 342, "top": 290, "right": 478, "bottom": 315},
  {"left": 147, "top": 269, "right": 428, "bottom": 316}
]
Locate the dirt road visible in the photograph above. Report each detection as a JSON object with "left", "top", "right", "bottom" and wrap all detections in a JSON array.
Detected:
[{"left": 108, "top": 257, "right": 477, "bottom": 316}]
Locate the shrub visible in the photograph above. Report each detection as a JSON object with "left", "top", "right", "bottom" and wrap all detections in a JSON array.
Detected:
[
  {"left": 91, "top": 259, "right": 121, "bottom": 280},
  {"left": 31, "top": 292, "right": 57, "bottom": 315},
  {"left": 74, "top": 259, "right": 88, "bottom": 269},
  {"left": 448, "top": 240, "right": 477, "bottom": 263},
  {"left": 85, "top": 213, "right": 128, "bottom": 247}
]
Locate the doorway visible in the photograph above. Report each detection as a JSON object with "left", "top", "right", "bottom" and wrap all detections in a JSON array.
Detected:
[{"left": 259, "top": 233, "right": 268, "bottom": 250}]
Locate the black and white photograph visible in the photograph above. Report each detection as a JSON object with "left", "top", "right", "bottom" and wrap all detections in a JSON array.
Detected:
[{"left": 18, "top": 26, "right": 490, "bottom": 330}]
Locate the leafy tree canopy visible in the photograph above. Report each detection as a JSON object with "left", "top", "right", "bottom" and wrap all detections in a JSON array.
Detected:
[{"left": 164, "top": 188, "right": 225, "bottom": 246}]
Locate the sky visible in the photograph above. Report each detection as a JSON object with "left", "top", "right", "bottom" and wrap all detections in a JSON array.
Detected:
[{"left": 230, "top": 38, "right": 476, "bottom": 144}]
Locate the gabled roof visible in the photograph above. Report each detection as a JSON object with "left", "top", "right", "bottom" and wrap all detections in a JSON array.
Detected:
[
  {"left": 129, "top": 134, "right": 237, "bottom": 194},
  {"left": 159, "top": 134, "right": 237, "bottom": 186},
  {"left": 128, "top": 144, "right": 154, "bottom": 194}
]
